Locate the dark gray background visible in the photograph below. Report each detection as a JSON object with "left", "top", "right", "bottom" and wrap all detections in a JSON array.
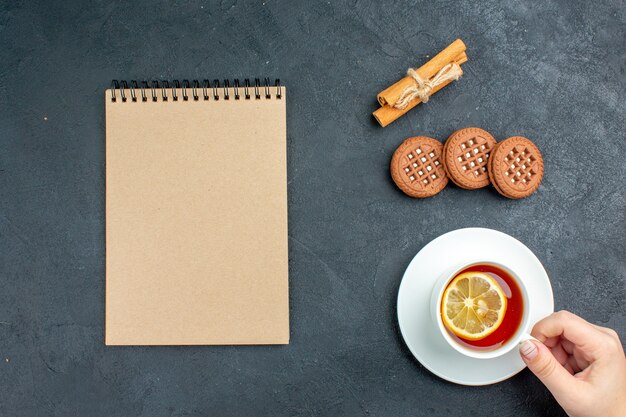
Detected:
[{"left": 1, "top": 0, "right": 624, "bottom": 415}]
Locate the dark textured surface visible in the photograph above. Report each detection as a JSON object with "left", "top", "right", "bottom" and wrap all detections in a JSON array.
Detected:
[{"left": 1, "top": 0, "right": 624, "bottom": 415}]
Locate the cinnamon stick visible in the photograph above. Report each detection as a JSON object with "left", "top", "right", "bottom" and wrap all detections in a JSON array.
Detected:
[
  {"left": 372, "top": 52, "right": 466, "bottom": 127},
  {"left": 377, "top": 39, "right": 466, "bottom": 107},
  {"left": 373, "top": 73, "right": 461, "bottom": 127},
  {"left": 455, "top": 51, "right": 468, "bottom": 66}
]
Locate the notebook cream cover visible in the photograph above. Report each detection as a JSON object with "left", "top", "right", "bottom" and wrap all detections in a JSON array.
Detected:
[{"left": 105, "top": 83, "right": 288, "bottom": 345}]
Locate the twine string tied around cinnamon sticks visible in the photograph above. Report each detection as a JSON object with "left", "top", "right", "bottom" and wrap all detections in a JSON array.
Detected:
[{"left": 393, "top": 63, "right": 463, "bottom": 110}]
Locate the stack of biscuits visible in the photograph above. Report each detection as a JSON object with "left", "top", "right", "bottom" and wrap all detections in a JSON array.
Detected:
[{"left": 390, "top": 128, "right": 543, "bottom": 199}]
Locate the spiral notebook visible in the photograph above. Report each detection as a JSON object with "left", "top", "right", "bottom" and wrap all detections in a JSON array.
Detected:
[{"left": 105, "top": 79, "right": 288, "bottom": 345}]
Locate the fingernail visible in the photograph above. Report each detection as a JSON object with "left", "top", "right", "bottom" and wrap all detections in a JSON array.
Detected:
[{"left": 519, "top": 340, "right": 538, "bottom": 359}]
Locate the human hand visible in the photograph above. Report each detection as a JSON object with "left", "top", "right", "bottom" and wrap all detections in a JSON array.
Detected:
[{"left": 519, "top": 311, "right": 626, "bottom": 417}]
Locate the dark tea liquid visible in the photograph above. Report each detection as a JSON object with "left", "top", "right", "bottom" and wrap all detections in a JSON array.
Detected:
[{"left": 447, "top": 264, "right": 524, "bottom": 351}]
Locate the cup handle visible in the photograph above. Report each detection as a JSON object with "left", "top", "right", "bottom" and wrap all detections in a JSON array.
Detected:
[{"left": 519, "top": 333, "right": 540, "bottom": 345}]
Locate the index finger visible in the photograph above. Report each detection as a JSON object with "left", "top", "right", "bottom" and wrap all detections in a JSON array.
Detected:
[{"left": 531, "top": 311, "right": 607, "bottom": 360}]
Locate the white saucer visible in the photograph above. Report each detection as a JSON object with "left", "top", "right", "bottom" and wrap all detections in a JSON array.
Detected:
[{"left": 397, "top": 228, "right": 554, "bottom": 385}]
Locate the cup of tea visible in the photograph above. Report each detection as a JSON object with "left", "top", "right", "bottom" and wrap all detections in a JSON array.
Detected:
[{"left": 430, "top": 261, "right": 534, "bottom": 359}]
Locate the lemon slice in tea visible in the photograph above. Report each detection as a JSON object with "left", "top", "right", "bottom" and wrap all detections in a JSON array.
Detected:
[{"left": 441, "top": 271, "right": 507, "bottom": 340}]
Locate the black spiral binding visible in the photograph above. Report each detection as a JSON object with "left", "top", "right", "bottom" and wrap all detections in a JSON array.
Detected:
[{"left": 110, "top": 78, "right": 282, "bottom": 102}]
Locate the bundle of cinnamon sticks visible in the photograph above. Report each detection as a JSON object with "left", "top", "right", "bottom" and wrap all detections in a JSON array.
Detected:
[{"left": 373, "top": 39, "right": 467, "bottom": 127}]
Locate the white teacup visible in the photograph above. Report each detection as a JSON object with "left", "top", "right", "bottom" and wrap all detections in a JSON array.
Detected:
[{"left": 431, "top": 261, "right": 535, "bottom": 359}]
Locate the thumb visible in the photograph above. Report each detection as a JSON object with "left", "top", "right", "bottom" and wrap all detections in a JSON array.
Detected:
[{"left": 519, "top": 339, "right": 577, "bottom": 398}]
